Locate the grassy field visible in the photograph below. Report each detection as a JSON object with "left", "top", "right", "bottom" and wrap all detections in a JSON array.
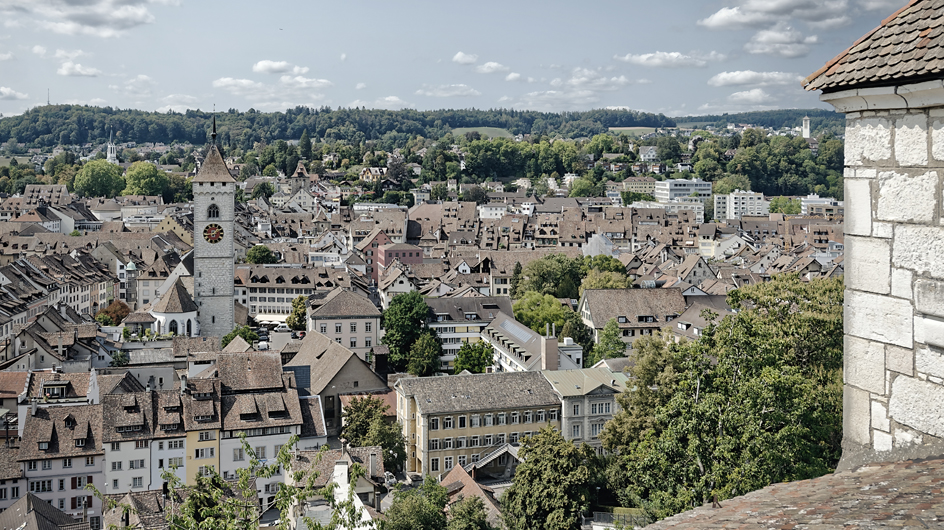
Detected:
[
  {"left": 608, "top": 126, "right": 656, "bottom": 136},
  {"left": 0, "top": 156, "right": 31, "bottom": 167},
  {"left": 452, "top": 126, "right": 514, "bottom": 139}
]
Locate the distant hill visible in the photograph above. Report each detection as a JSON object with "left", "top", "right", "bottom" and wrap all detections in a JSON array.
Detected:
[{"left": 675, "top": 109, "right": 844, "bottom": 135}]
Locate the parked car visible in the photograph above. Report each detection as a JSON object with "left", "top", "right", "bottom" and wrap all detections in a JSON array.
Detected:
[
  {"left": 256, "top": 332, "right": 269, "bottom": 342},
  {"left": 298, "top": 331, "right": 306, "bottom": 339},
  {"left": 274, "top": 323, "right": 290, "bottom": 333}
]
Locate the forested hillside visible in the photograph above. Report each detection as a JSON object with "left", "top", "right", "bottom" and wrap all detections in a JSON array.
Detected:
[
  {"left": 0, "top": 105, "right": 676, "bottom": 149},
  {"left": 676, "top": 108, "right": 843, "bottom": 134}
]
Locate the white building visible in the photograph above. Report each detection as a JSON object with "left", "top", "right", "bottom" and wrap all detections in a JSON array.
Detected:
[
  {"left": 800, "top": 194, "right": 844, "bottom": 217},
  {"left": 653, "top": 178, "right": 712, "bottom": 203},
  {"left": 714, "top": 190, "right": 770, "bottom": 220},
  {"left": 631, "top": 198, "right": 705, "bottom": 224},
  {"left": 425, "top": 297, "right": 512, "bottom": 372},
  {"left": 480, "top": 312, "right": 582, "bottom": 373}
]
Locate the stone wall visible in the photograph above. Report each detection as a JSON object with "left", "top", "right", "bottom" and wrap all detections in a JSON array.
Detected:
[{"left": 839, "top": 102, "right": 944, "bottom": 469}]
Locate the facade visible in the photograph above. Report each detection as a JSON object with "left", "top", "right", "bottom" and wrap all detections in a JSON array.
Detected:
[
  {"left": 579, "top": 288, "right": 686, "bottom": 349},
  {"left": 653, "top": 178, "right": 712, "bottom": 203},
  {"left": 800, "top": 194, "right": 844, "bottom": 218},
  {"left": 714, "top": 190, "right": 770, "bottom": 220},
  {"left": 542, "top": 368, "right": 629, "bottom": 454},
  {"left": 192, "top": 139, "right": 236, "bottom": 340},
  {"left": 376, "top": 243, "right": 423, "bottom": 280},
  {"left": 425, "top": 297, "right": 512, "bottom": 371},
  {"left": 480, "top": 312, "right": 583, "bottom": 372},
  {"left": 622, "top": 176, "right": 656, "bottom": 196},
  {"left": 395, "top": 371, "right": 561, "bottom": 477},
  {"left": 307, "top": 288, "right": 380, "bottom": 360},
  {"left": 804, "top": 0, "right": 944, "bottom": 468}
]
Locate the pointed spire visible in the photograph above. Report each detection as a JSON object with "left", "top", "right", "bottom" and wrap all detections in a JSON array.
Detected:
[{"left": 211, "top": 115, "right": 217, "bottom": 143}]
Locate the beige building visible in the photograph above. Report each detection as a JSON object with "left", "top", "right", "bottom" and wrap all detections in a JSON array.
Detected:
[
  {"left": 395, "top": 371, "right": 561, "bottom": 478},
  {"left": 306, "top": 288, "right": 381, "bottom": 360},
  {"left": 622, "top": 176, "right": 656, "bottom": 196}
]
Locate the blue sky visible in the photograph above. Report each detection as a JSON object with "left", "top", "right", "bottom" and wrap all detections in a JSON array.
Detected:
[{"left": 0, "top": 0, "right": 909, "bottom": 117}]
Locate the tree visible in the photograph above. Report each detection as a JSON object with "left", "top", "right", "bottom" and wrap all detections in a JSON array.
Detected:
[
  {"left": 252, "top": 181, "right": 276, "bottom": 200},
  {"left": 769, "top": 196, "right": 801, "bottom": 214},
  {"left": 510, "top": 262, "right": 523, "bottom": 298},
  {"left": 340, "top": 395, "right": 406, "bottom": 471},
  {"left": 568, "top": 178, "right": 599, "bottom": 198},
  {"left": 603, "top": 275, "right": 844, "bottom": 521},
  {"left": 380, "top": 291, "right": 431, "bottom": 371},
  {"left": 655, "top": 137, "right": 682, "bottom": 164},
  {"left": 513, "top": 291, "right": 570, "bottom": 336},
  {"left": 95, "top": 313, "right": 114, "bottom": 326},
  {"left": 165, "top": 173, "right": 193, "bottom": 203},
  {"left": 620, "top": 191, "right": 655, "bottom": 205},
  {"left": 448, "top": 496, "right": 495, "bottom": 530},
  {"left": 299, "top": 129, "right": 312, "bottom": 161},
  {"left": 430, "top": 182, "right": 449, "bottom": 201},
  {"left": 454, "top": 341, "right": 493, "bottom": 374},
  {"left": 73, "top": 159, "right": 124, "bottom": 198},
  {"left": 385, "top": 475, "right": 448, "bottom": 530},
  {"left": 589, "top": 318, "right": 626, "bottom": 365},
  {"left": 262, "top": 164, "right": 278, "bottom": 177},
  {"left": 110, "top": 350, "right": 129, "bottom": 367},
  {"left": 69, "top": 229, "right": 82, "bottom": 236},
  {"left": 285, "top": 295, "right": 308, "bottom": 331},
  {"left": 96, "top": 300, "right": 131, "bottom": 325},
  {"left": 501, "top": 427, "right": 596, "bottom": 530},
  {"left": 221, "top": 325, "right": 259, "bottom": 348},
  {"left": 518, "top": 254, "right": 582, "bottom": 299},
  {"left": 461, "top": 186, "right": 488, "bottom": 204},
  {"left": 408, "top": 332, "right": 442, "bottom": 377},
  {"left": 122, "top": 161, "right": 169, "bottom": 196},
  {"left": 246, "top": 245, "right": 278, "bottom": 264},
  {"left": 579, "top": 269, "right": 630, "bottom": 295}
]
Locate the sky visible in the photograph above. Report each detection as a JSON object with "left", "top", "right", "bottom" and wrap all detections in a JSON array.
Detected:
[{"left": 0, "top": 0, "right": 911, "bottom": 118}]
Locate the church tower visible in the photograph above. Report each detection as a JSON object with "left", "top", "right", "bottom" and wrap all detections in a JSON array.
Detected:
[
  {"left": 802, "top": 116, "right": 811, "bottom": 139},
  {"left": 192, "top": 119, "right": 236, "bottom": 340},
  {"left": 106, "top": 128, "right": 118, "bottom": 164}
]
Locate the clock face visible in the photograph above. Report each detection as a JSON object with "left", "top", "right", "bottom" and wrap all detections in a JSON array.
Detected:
[{"left": 203, "top": 223, "right": 224, "bottom": 244}]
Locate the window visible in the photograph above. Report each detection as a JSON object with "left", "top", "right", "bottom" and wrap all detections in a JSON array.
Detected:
[
  {"left": 320, "top": 324, "right": 327, "bottom": 333},
  {"left": 458, "top": 455, "right": 467, "bottom": 466},
  {"left": 335, "top": 338, "right": 342, "bottom": 344},
  {"left": 135, "top": 440, "right": 148, "bottom": 449},
  {"left": 350, "top": 322, "right": 357, "bottom": 333},
  {"left": 233, "top": 448, "right": 244, "bottom": 461},
  {"left": 365, "top": 338, "right": 372, "bottom": 347},
  {"left": 497, "top": 413, "right": 506, "bottom": 425},
  {"left": 429, "top": 418, "right": 439, "bottom": 430},
  {"left": 456, "top": 437, "right": 466, "bottom": 449},
  {"left": 470, "top": 435, "right": 479, "bottom": 447},
  {"left": 457, "top": 416, "right": 466, "bottom": 429},
  {"left": 11, "top": 487, "right": 18, "bottom": 498},
  {"left": 168, "top": 457, "right": 184, "bottom": 468},
  {"left": 484, "top": 414, "right": 493, "bottom": 427},
  {"left": 38, "top": 442, "right": 48, "bottom": 451},
  {"left": 110, "top": 442, "right": 120, "bottom": 451},
  {"left": 470, "top": 415, "right": 480, "bottom": 428},
  {"left": 549, "top": 410, "right": 558, "bottom": 421},
  {"left": 129, "top": 460, "right": 145, "bottom": 470},
  {"left": 471, "top": 454, "right": 480, "bottom": 463},
  {"left": 591, "top": 423, "right": 604, "bottom": 437},
  {"left": 510, "top": 432, "right": 519, "bottom": 444},
  {"left": 111, "top": 461, "right": 122, "bottom": 471},
  {"left": 199, "top": 431, "right": 215, "bottom": 441},
  {"left": 443, "top": 438, "right": 453, "bottom": 449},
  {"left": 42, "top": 461, "right": 51, "bottom": 470},
  {"left": 430, "top": 458, "right": 439, "bottom": 472},
  {"left": 168, "top": 440, "right": 184, "bottom": 449},
  {"left": 62, "top": 458, "right": 72, "bottom": 468},
  {"left": 429, "top": 439, "right": 440, "bottom": 450},
  {"left": 484, "top": 434, "right": 493, "bottom": 446},
  {"left": 158, "top": 442, "right": 164, "bottom": 450},
  {"left": 255, "top": 446, "right": 266, "bottom": 459},
  {"left": 132, "top": 477, "right": 143, "bottom": 489},
  {"left": 573, "top": 404, "right": 580, "bottom": 416},
  {"left": 198, "top": 465, "right": 214, "bottom": 477},
  {"left": 86, "top": 456, "right": 95, "bottom": 466},
  {"left": 335, "top": 323, "right": 342, "bottom": 333},
  {"left": 443, "top": 417, "right": 453, "bottom": 430},
  {"left": 30, "top": 480, "right": 52, "bottom": 492},
  {"left": 58, "top": 479, "right": 64, "bottom": 491},
  {"left": 350, "top": 338, "right": 357, "bottom": 348},
  {"left": 572, "top": 424, "right": 581, "bottom": 438},
  {"left": 365, "top": 322, "right": 372, "bottom": 333},
  {"left": 496, "top": 434, "right": 505, "bottom": 444},
  {"left": 207, "top": 204, "right": 219, "bottom": 219},
  {"left": 444, "top": 457, "right": 453, "bottom": 470},
  {"left": 112, "top": 479, "right": 119, "bottom": 490},
  {"left": 195, "top": 448, "right": 214, "bottom": 459},
  {"left": 537, "top": 410, "right": 546, "bottom": 423},
  {"left": 511, "top": 412, "right": 519, "bottom": 425}
]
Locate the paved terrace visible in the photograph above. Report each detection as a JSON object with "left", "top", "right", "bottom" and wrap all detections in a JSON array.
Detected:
[{"left": 644, "top": 458, "right": 944, "bottom": 529}]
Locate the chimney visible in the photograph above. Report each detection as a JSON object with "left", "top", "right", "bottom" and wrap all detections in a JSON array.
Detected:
[
  {"left": 369, "top": 452, "right": 377, "bottom": 479},
  {"left": 31, "top": 399, "right": 37, "bottom": 416},
  {"left": 58, "top": 334, "right": 63, "bottom": 360},
  {"left": 180, "top": 374, "right": 187, "bottom": 395},
  {"left": 541, "top": 334, "right": 559, "bottom": 371},
  {"left": 552, "top": 323, "right": 556, "bottom": 338}
]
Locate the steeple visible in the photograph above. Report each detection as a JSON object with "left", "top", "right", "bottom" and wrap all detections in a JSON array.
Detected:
[{"left": 211, "top": 115, "right": 217, "bottom": 144}]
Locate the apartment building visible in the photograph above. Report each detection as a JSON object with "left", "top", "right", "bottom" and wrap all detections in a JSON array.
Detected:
[
  {"left": 800, "top": 194, "right": 844, "bottom": 218},
  {"left": 181, "top": 376, "right": 221, "bottom": 485},
  {"left": 480, "top": 312, "right": 583, "bottom": 373},
  {"left": 307, "top": 288, "right": 381, "bottom": 360},
  {"left": 578, "top": 288, "right": 686, "bottom": 349},
  {"left": 234, "top": 264, "right": 350, "bottom": 323},
  {"left": 425, "top": 297, "right": 512, "bottom": 371},
  {"left": 395, "top": 371, "right": 561, "bottom": 477},
  {"left": 542, "top": 368, "right": 629, "bottom": 454},
  {"left": 714, "top": 190, "right": 770, "bottom": 220},
  {"left": 653, "top": 178, "right": 712, "bottom": 203},
  {"left": 622, "top": 176, "right": 656, "bottom": 196}
]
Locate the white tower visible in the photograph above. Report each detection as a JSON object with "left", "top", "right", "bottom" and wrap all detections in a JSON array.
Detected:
[
  {"left": 106, "top": 128, "right": 118, "bottom": 164},
  {"left": 192, "top": 119, "right": 236, "bottom": 341},
  {"left": 802, "top": 116, "right": 811, "bottom": 139}
]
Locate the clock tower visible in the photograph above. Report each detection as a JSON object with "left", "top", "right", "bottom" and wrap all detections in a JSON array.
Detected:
[{"left": 192, "top": 122, "right": 236, "bottom": 341}]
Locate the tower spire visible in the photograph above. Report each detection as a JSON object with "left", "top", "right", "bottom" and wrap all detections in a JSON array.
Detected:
[{"left": 211, "top": 115, "right": 217, "bottom": 144}]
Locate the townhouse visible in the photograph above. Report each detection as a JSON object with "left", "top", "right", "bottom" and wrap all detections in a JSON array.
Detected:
[
  {"left": 480, "top": 312, "right": 583, "bottom": 373},
  {"left": 578, "top": 288, "right": 686, "bottom": 349},
  {"left": 542, "top": 368, "right": 629, "bottom": 454},
  {"left": 307, "top": 288, "right": 380, "bottom": 360}
]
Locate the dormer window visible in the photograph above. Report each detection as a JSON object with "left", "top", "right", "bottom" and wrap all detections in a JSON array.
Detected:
[
  {"left": 38, "top": 442, "right": 49, "bottom": 450},
  {"left": 194, "top": 415, "right": 212, "bottom": 422},
  {"left": 74, "top": 439, "right": 86, "bottom": 447},
  {"left": 617, "top": 316, "right": 627, "bottom": 323}
]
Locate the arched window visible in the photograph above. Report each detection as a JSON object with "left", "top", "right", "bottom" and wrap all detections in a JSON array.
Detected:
[
  {"left": 208, "top": 204, "right": 219, "bottom": 219},
  {"left": 169, "top": 320, "right": 178, "bottom": 335},
  {"left": 187, "top": 319, "right": 192, "bottom": 336}
]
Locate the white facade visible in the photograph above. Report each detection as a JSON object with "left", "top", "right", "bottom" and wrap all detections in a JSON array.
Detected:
[
  {"left": 104, "top": 441, "right": 152, "bottom": 494},
  {"left": 632, "top": 199, "right": 705, "bottom": 224},
  {"left": 800, "top": 194, "right": 844, "bottom": 216},
  {"left": 714, "top": 190, "right": 770, "bottom": 220},
  {"left": 476, "top": 204, "right": 508, "bottom": 219},
  {"left": 151, "top": 437, "right": 187, "bottom": 487},
  {"left": 654, "top": 178, "right": 712, "bottom": 203}
]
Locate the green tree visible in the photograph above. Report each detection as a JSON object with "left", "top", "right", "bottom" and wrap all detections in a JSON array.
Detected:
[
  {"left": 430, "top": 182, "right": 449, "bottom": 201},
  {"left": 95, "top": 313, "right": 114, "bottom": 326},
  {"left": 519, "top": 254, "right": 581, "bottom": 299},
  {"left": 713, "top": 173, "right": 752, "bottom": 196},
  {"left": 461, "top": 185, "right": 489, "bottom": 204},
  {"left": 246, "top": 245, "right": 278, "bottom": 264},
  {"left": 364, "top": 418, "right": 407, "bottom": 472},
  {"left": 513, "top": 291, "right": 570, "bottom": 336},
  {"left": 385, "top": 476, "right": 448, "bottom": 530},
  {"left": 340, "top": 395, "right": 406, "bottom": 471},
  {"left": 221, "top": 325, "right": 259, "bottom": 348},
  {"left": 453, "top": 341, "right": 493, "bottom": 374},
  {"left": 655, "top": 137, "right": 682, "bottom": 164},
  {"left": 110, "top": 350, "right": 129, "bottom": 366},
  {"left": 579, "top": 269, "right": 630, "bottom": 295},
  {"left": 73, "top": 159, "right": 125, "bottom": 198},
  {"left": 620, "top": 191, "right": 655, "bottom": 205},
  {"left": 501, "top": 427, "right": 596, "bottom": 530},
  {"left": 252, "top": 181, "right": 276, "bottom": 200},
  {"left": 123, "top": 161, "right": 169, "bottom": 196},
  {"left": 448, "top": 496, "right": 495, "bottom": 530},
  {"left": 69, "top": 229, "right": 82, "bottom": 236},
  {"left": 589, "top": 318, "right": 626, "bottom": 365},
  {"left": 408, "top": 331, "right": 442, "bottom": 377},
  {"left": 165, "top": 173, "right": 193, "bottom": 203},
  {"left": 568, "top": 178, "right": 599, "bottom": 198},
  {"left": 299, "top": 129, "right": 312, "bottom": 161},
  {"left": 510, "top": 262, "right": 523, "bottom": 298},
  {"left": 262, "top": 163, "right": 278, "bottom": 177},
  {"left": 769, "top": 196, "right": 801, "bottom": 214},
  {"left": 285, "top": 295, "right": 307, "bottom": 331},
  {"left": 381, "top": 291, "right": 432, "bottom": 370}
]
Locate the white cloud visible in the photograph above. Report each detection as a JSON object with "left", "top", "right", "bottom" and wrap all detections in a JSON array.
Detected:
[
  {"left": 0, "top": 52, "right": 11, "bottom": 60},
  {"left": 414, "top": 84, "right": 481, "bottom": 97},
  {"left": 614, "top": 51, "right": 723, "bottom": 68},
  {"left": 253, "top": 60, "right": 308, "bottom": 75},
  {"left": 212, "top": 77, "right": 267, "bottom": 97},
  {"left": 340, "top": 53, "right": 347, "bottom": 61},
  {"left": 745, "top": 23, "right": 818, "bottom": 58},
  {"left": 452, "top": 51, "right": 478, "bottom": 64},
  {"left": 348, "top": 96, "right": 413, "bottom": 110},
  {"left": 708, "top": 70, "right": 803, "bottom": 86},
  {"left": 0, "top": 86, "right": 28, "bottom": 100},
  {"left": 32, "top": 45, "right": 46, "bottom": 57},
  {"left": 506, "top": 72, "right": 522, "bottom": 82},
  {"left": 355, "top": 83, "right": 367, "bottom": 90},
  {"left": 110, "top": 74, "right": 154, "bottom": 97},
  {"left": 699, "top": 0, "right": 849, "bottom": 30},
  {"left": 728, "top": 88, "right": 774, "bottom": 104},
  {"left": 859, "top": 0, "right": 903, "bottom": 10},
  {"left": 4, "top": 0, "right": 177, "bottom": 37},
  {"left": 53, "top": 49, "right": 85, "bottom": 60},
  {"left": 156, "top": 94, "right": 197, "bottom": 112},
  {"left": 213, "top": 73, "right": 334, "bottom": 109},
  {"left": 511, "top": 89, "right": 601, "bottom": 110},
  {"left": 279, "top": 75, "right": 332, "bottom": 89},
  {"left": 475, "top": 61, "right": 509, "bottom": 74},
  {"left": 57, "top": 61, "right": 101, "bottom": 76},
  {"left": 562, "top": 67, "right": 631, "bottom": 90}
]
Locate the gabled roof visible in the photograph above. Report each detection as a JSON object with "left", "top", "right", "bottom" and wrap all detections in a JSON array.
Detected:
[
  {"left": 192, "top": 144, "right": 236, "bottom": 183},
  {"left": 0, "top": 493, "right": 90, "bottom": 530},
  {"left": 151, "top": 278, "right": 197, "bottom": 314},
  {"left": 804, "top": 0, "right": 944, "bottom": 92},
  {"left": 308, "top": 288, "right": 380, "bottom": 318}
]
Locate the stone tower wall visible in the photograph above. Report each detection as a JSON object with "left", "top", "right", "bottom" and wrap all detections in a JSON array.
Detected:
[{"left": 193, "top": 180, "right": 236, "bottom": 339}]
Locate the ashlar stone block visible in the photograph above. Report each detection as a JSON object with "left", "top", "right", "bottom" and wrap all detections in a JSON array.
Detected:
[
  {"left": 915, "top": 345, "right": 944, "bottom": 379},
  {"left": 844, "top": 179, "right": 872, "bottom": 236},
  {"left": 845, "top": 290, "right": 914, "bottom": 348},
  {"left": 891, "top": 268, "right": 913, "bottom": 300},
  {"left": 876, "top": 170, "right": 937, "bottom": 223},
  {"left": 932, "top": 118, "right": 944, "bottom": 161},
  {"left": 893, "top": 225, "right": 944, "bottom": 278},
  {"left": 914, "top": 316, "right": 944, "bottom": 349},
  {"left": 844, "top": 384, "right": 872, "bottom": 445},
  {"left": 846, "top": 117, "right": 892, "bottom": 166},
  {"left": 871, "top": 400, "right": 890, "bottom": 432},
  {"left": 915, "top": 279, "right": 944, "bottom": 319},
  {"left": 894, "top": 113, "right": 929, "bottom": 166},
  {"left": 845, "top": 335, "right": 886, "bottom": 394},
  {"left": 886, "top": 344, "right": 915, "bottom": 376},
  {"left": 873, "top": 430, "right": 893, "bottom": 452},
  {"left": 888, "top": 375, "right": 944, "bottom": 438},
  {"left": 845, "top": 237, "right": 891, "bottom": 294}
]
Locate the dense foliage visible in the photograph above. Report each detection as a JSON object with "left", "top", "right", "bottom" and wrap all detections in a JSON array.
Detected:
[
  {"left": 221, "top": 325, "right": 259, "bottom": 348},
  {"left": 453, "top": 341, "right": 494, "bottom": 374},
  {"left": 384, "top": 476, "right": 449, "bottom": 530},
  {"left": 339, "top": 395, "right": 407, "bottom": 471},
  {"left": 381, "top": 291, "right": 433, "bottom": 371},
  {"left": 602, "top": 275, "right": 844, "bottom": 521}
]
